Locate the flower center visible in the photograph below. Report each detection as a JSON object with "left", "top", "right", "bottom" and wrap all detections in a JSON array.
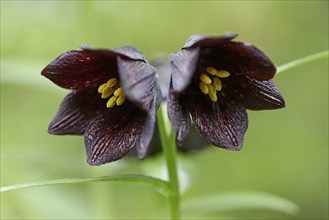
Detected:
[
  {"left": 199, "top": 66, "right": 230, "bottom": 102},
  {"left": 97, "top": 77, "right": 126, "bottom": 108}
]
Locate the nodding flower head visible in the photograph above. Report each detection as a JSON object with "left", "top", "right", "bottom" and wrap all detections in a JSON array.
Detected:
[
  {"left": 42, "top": 45, "right": 161, "bottom": 165},
  {"left": 168, "top": 33, "right": 285, "bottom": 151}
]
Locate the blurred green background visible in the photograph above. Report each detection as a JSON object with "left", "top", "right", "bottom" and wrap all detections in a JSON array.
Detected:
[{"left": 1, "top": 1, "right": 328, "bottom": 219}]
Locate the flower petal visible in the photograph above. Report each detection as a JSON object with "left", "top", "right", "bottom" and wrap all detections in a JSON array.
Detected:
[
  {"left": 135, "top": 112, "right": 156, "bottom": 159},
  {"left": 41, "top": 49, "right": 124, "bottom": 90},
  {"left": 181, "top": 34, "right": 276, "bottom": 81},
  {"left": 84, "top": 103, "right": 147, "bottom": 165},
  {"left": 183, "top": 33, "right": 238, "bottom": 48},
  {"left": 223, "top": 75, "right": 286, "bottom": 110},
  {"left": 170, "top": 47, "right": 200, "bottom": 93},
  {"left": 167, "top": 80, "right": 191, "bottom": 146},
  {"left": 187, "top": 94, "right": 248, "bottom": 150},
  {"left": 114, "top": 46, "right": 147, "bottom": 61},
  {"left": 200, "top": 41, "right": 276, "bottom": 81},
  {"left": 48, "top": 87, "right": 106, "bottom": 135},
  {"left": 117, "top": 56, "right": 161, "bottom": 112}
]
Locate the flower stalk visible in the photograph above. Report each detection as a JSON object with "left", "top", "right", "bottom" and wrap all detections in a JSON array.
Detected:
[{"left": 157, "top": 105, "right": 181, "bottom": 219}]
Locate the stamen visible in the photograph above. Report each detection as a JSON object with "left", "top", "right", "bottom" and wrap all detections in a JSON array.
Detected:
[
  {"left": 98, "top": 83, "right": 109, "bottom": 93},
  {"left": 199, "top": 82, "right": 209, "bottom": 94},
  {"left": 199, "top": 66, "right": 230, "bottom": 102},
  {"left": 213, "top": 77, "right": 222, "bottom": 91},
  {"left": 207, "top": 84, "right": 218, "bottom": 102},
  {"left": 98, "top": 77, "right": 127, "bottom": 108},
  {"left": 200, "top": 74, "right": 212, "bottom": 85},
  {"left": 106, "top": 96, "right": 117, "bottom": 108},
  {"left": 216, "top": 70, "right": 230, "bottom": 78},
  {"left": 116, "top": 95, "right": 126, "bottom": 106},
  {"left": 101, "top": 88, "right": 114, "bottom": 99},
  {"left": 206, "top": 66, "right": 218, "bottom": 76},
  {"left": 113, "top": 88, "right": 123, "bottom": 97},
  {"left": 107, "top": 78, "right": 118, "bottom": 87}
]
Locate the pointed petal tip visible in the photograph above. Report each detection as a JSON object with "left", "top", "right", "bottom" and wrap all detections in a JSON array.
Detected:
[
  {"left": 47, "top": 122, "right": 61, "bottom": 135},
  {"left": 269, "top": 94, "right": 286, "bottom": 110},
  {"left": 87, "top": 158, "right": 103, "bottom": 166},
  {"left": 214, "top": 143, "right": 243, "bottom": 151}
]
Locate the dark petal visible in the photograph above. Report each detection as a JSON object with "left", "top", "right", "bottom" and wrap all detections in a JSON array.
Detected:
[
  {"left": 41, "top": 49, "right": 122, "bottom": 90},
  {"left": 187, "top": 94, "right": 248, "bottom": 150},
  {"left": 183, "top": 33, "right": 238, "bottom": 48},
  {"left": 224, "top": 75, "right": 286, "bottom": 110},
  {"left": 202, "top": 41, "right": 276, "bottom": 81},
  {"left": 85, "top": 103, "right": 147, "bottom": 165},
  {"left": 48, "top": 87, "right": 106, "bottom": 135},
  {"left": 117, "top": 56, "right": 161, "bottom": 112},
  {"left": 170, "top": 47, "right": 200, "bottom": 93},
  {"left": 167, "top": 79, "right": 191, "bottom": 145},
  {"left": 135, "top": 112, "right": 156, "bottom": 159},
  {"left": 114, "top": 46, "right": 147, "bottom": 62}
]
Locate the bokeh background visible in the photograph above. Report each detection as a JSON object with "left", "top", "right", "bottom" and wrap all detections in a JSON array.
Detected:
[{"left": 1, "top": 1, "right": 328, "bottom": 219}]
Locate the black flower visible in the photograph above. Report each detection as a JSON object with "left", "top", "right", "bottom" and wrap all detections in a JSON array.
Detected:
[
  {"left": 42, "top": 45, "right": 161, "bottom": 165},
  {"left": 168, "top": 33, "right": 285, "bottom": 151}
]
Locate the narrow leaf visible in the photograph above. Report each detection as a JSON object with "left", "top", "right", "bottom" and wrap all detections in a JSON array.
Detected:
[
  {"left": 0, "top": 174, "right": 169, "bottom": 193},
  {"left": 182, "top": 191, "right": 299, "bottom": 217}
]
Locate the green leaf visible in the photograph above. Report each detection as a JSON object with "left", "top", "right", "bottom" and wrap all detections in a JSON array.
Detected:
[
  {"left": 182, "top": 191, "right": 299, "bottom": 217},
  {"left": 0, "top": 174, "right": 169, "bottom": 193},
  {"left": 277, "top": 50, "right": 328, "bottom": 74}
]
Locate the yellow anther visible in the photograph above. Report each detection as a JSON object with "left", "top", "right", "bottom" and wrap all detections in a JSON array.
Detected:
[
  {"left": 116, "top": 95, "right": 126, "bottom": 106},
  {"left": 98, "top": 83, "right": 109, "bottom": 93},
  {"left": 98, "top": 77, "right": 127, "bottom": 108},
  {"left": 207, "top": 84, "right": 218, "bottom": 102},
  {"left": 213, "top": 77, "right": 222, "bottom": 91},
  {"left": 216, "top": 70, "right": 230, "bottom": 78},
  {"left": 200, "top": 73, "right": 212, "bottom": 85},
  {"left": 206, "top": 66, "right": 218, "bottom": 75},
  {"left": 101, "top": 88, "right": 114, "bottom": 99},
  {"left": 199, "top": 82, "right": 209, "bottom": 94},
  {"left": 107, "top": 78, "right": 118, "bottom": 87},
  {"left": 113, "top": 87, "right": 123, "bottom": 97},
  {"left": 106, "top": 96, "right": 117, "bottom": 108}
]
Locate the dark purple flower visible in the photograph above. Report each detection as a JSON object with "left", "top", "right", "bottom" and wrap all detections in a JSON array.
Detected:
[
  {"left": 168, "top": 33, "right": 285, "bottom": 151},
  {"left": 42, "top": 45, "right": 161, "bottom": 165}
]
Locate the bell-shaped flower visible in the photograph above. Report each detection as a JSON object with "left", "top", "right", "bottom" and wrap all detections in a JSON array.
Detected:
[
  {"left": 168, "top": 33, "right": 285, "bottom": 150},
  {"left": 42, "top": 45, "right": 161, "bottom": 165}
]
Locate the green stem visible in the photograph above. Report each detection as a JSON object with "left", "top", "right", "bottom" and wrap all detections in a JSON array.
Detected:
[
  {"left": 277, "top": 50, "right": 328, "bottom": 74},
  {"left": 157, "top": 105, "right": 181, "bottom": 219}
]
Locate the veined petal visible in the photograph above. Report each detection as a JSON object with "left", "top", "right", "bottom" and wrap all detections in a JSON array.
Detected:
[
  {"left": 224, "top": 75, "right": 286, "bottom": 110},
  {"left": 167, "top": 80, "right": 191, "bottom": 145},
  {"left": 187, "top": 94, "right": 248, "bottom": 150},
  {"left": 170, "top": 47, "right": 200, "bottom": 93},
  {"left": 84, "top": 103, "right": 147, "bottom": 165},
  {"left": 48, "top": 87, "right": 106, "bottom": 135},
  {"left": 117, "top": 56, "right": 161, "bottom": 112},
  {"left": 41, "top": 49, "right": 123, "bottom": 90},
  {"left": 201, "top": 41, "right": 276, "bottom": 81}
]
